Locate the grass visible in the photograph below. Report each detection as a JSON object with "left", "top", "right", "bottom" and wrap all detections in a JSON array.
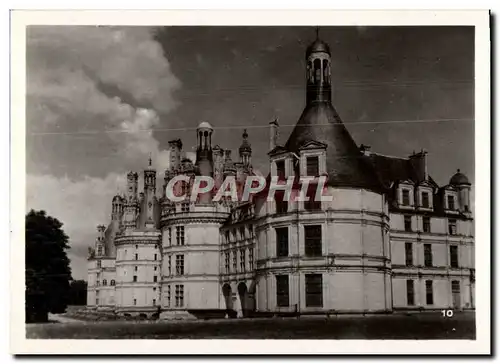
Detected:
[{"left": 26, "top": 311, "right": 475, "bottom": 340}]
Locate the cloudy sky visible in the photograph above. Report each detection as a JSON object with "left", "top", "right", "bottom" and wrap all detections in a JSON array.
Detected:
[{"left": 26, "top": 26, "right": 474, "bottom": 279}]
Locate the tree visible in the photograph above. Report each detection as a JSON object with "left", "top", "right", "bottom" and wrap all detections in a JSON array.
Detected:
[
  {"left": 68, "top": 280, "right": 87, "bottom": 306},
  {"left": 25, "top": 210, "right": 72, "bottom": 322}
]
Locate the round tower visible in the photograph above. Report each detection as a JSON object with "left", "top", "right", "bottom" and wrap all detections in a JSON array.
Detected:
[{"left": 450, "top": 169, "right": 472, "bottom": 213}]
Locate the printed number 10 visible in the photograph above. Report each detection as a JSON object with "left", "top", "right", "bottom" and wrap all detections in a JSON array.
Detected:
[{"left": 441, "top": 310, "right": 454, "bottom": 317}]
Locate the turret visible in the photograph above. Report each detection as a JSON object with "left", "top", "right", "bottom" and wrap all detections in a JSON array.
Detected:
[
  {"left": 239, "top": 129, "right": 252, "bottom": 167},
  {"left": 306, "top": 28, "right": 332, "bottom": 105},
  {"left": 168, "top": 139, "right": 183, "bottom": 172},
  {"left": 126, "top": 171, "right": 138, "bottom": 203},
  {"left": 269, "top": 119, "right": 279, "bottom": 151},
  {"left": 196, "top": 121, "right": 214, "bottom": 203},
  {"left": 449, "top": 169, "right": 472, "bottom": 213},
  {"left": 144, "top": 156, "right": 157, "bottom": 227},
  {"left": 123, "top": 171, "right": 139, "bottom": 231},
  {"left": 95, "top": 225, "right": 106, "bottom": 256},
  {"left": 111, "top": 194, "right": 124, "bottom": 221}
]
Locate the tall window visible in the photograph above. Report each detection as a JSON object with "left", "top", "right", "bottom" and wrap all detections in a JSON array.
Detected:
[
  {"left": 97, "top": 260, "right": 101, "bottom": 268},
  {"left": 448, "top": 219, "right": 457, "bottom": 235},
  {"left": 102, "top": 279, "right": 107, "bottom": 286},
  {"left": 133, "top": 275, "right": 137, "bottom": 282},
  {"left": 135, "top": 253, "right": 138, "bottom": 260},
  {"left": 135, "top": 266, "right": 138, "bottom": 272},
  {"left": 175, "top": 254, "right": 184, "bottom": 276},
  {"left": 305, "top": 274, "right": 323, "bottom": 307},
  {"left": 168, "top": 255, "right": 172, "bottom": 276},
  {"left": 153, "top": 299, "right": 156, "bottom": 306},
  {"left": 423, "top": 216, "right": 431, "bottom": 233},
  {"left": 153, "top": 276, "right": 158, "bottom": 283},
  {"left": 97, "top": 246, "right": 103, "bottom": 256},
  {"left": 240, "top": 249, "right": 246, "bottom": 272},
  {"left": 225, "top": 231, "right": 230, "bottom": 244},
  {"left": 275, "top": 197, "right": 288, "bottom": 214},
  {"left": 168, "top": 228, "right": 172, "bottom": 246},
  {"left": 166, "top": 285, "right": 171, "bottom": 307},
  {"left": 175, "top": 284, "right": 184, "bottom": 307},
  {"left": 181, "top": 202, "right": 189, "bottom": 213},
  {"left": 176, "top": 226, "right": 185, "bottom": 245},
  {"left": 249, "top": 248, "right": 254, "bottom": 271},
  {"left": 402, "top": 189, "right": 410, "bottom": 206},
  {"left": 425, "top": 280, "right": 434, "bottom": 305},
  {"left": 154, "top": 253, "right": 157, "bottom": 260},
  {"left": 406, "top": 280, "right": 415, "bottom": 306},
  {"left": 404, "top": 215, "right": 412, "bottom": 232},
  {"left": 276, "top": 275, "right": 289, "bottom": 307},
  {"left": 276, "top": 160, "right": 285, "bottom": 180},
  {"left": 133, "top": 298, "right": 137, "bottom": 306},
  {"left": 110, "top": 279, "right": 115, "bottom": 286},
  {"left": 450, "top": 245, "right": 459, "bottom": 268},
  {"left": 305, "top": 225, "right": 322, "bottom": 257},
  {"left": 276, "top": 227, "right": 289, "bottom": 257},
  {"left": 451, "top": 280, "right": 460, "bottom": 294},
  {"left": 424, "top": 244, "right": 433, "bottom": 267},
  {"left": 232, "top": 251, "right": 237, "bottom": 272},
  {"left": 405, "top": 242, "right": 413, "bottom": 266},
  {"left": 422, "top": 192, "right": 430, "bottom": 208},
  {"left": 447, "top": 195, "right": 455, "bottom": 210},
  {"left": 224, "top": 252, "right": 230, "bottom": 274},
  {"left": 306, "top": 156, "right": 319, "bottom": 176},
  {"left": 239, "top": 227, "right": 246, "bottom": 240},
  {"left": 314, "top": 59, "right": 321, "bottom": 83}
]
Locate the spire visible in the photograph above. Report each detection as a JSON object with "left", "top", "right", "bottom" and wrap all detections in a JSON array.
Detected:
[
  {"left": 148, "top": 152, "right": 152, "bottom": 168},
  {"left": 315, "top": 26, "right": 320, "bottom": 40}
]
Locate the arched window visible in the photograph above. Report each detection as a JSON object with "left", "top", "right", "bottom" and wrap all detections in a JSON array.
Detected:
[
  {"left": 110, "top": 279, "right": 115, "bottom": 286},
  {"left": 314, "top": 59, "right": 322, "bottom": 83},
  {"left": 323, "top": 59, "right": 329, "bottom": 84},
  {"left": 307, "top": 61, "right": 313, "bottom": 83},
  {"left": 103, "top": 279, "right": 107, "bottom": 286}
]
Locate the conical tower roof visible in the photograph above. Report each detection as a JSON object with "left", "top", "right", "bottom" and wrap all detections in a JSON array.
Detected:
[{"left": 285, "top": 102, "right": 384, "bottom": 193}]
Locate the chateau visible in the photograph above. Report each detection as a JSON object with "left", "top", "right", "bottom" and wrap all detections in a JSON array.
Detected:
[{"left": 87, "top": 35, "right": 475, "bottom": 319}]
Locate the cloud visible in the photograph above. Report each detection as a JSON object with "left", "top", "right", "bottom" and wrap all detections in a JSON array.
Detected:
[{"left": 26, "top": 26, "right": 182, "bottom": 278}]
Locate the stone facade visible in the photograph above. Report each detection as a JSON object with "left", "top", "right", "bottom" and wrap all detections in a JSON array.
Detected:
[{"left": 87, "top": 35, "right": 474, "bottom": 318}]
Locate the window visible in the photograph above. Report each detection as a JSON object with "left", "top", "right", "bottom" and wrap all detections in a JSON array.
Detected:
[
  {"left": 224, "top": 252, "right": 230, "bottom": 273},
  {"left": 240, "top": 227, "right": 245, "bottom": 240},
  {"left": 314, "top": 59, "right": 321, "bottom": 83},
  {"left": 225, "top": 231, "right": 230, "bottom": 244},
  {"left": 167, "top": 285, "right": 171, "bottom": 307},
  {"left": 135, "top": 245, "right": 138, "bottom": 249},
  {"left": 465, "top": 204, "right": 470, "bottom": 212},
  {"left": 450, "top": 245, "right": 459, "bottom": 268},
  {"left": 110, "top": 279, "right": 115, "bottom": 286},
  {"left": 422, "top": 192, "right": 430, "bottom": 208},
  {"left": 175, "top": 284, "right": 184, "bottom": 307},
  {"left": 276, "top": 160, "right": 285, "bottom": 180},
  {"left": 240, "top": 249, "right": 246, "bottom": 272},
  {"left": 425, "top": 280, "right": 434, "bottom": 305},
  {"left": 423, "top": 217, "right": 431, "bottom": 233},
  {"left": 154, "top": 266, "right": 157, "bottom": 271},
  {"left": 406, "top": 280, "right": 415, "bottom": 306},
  {"left": 153, "top": 287, "right": 156, "bottom": 292},
  {"left": 404, "top": 215, "right": 412, "bottom": 232},
  {"left": 306, "top": 156, "right": 319, "bottom": 176},
  {"left": 168, "top": 255, "right": 172, "bottom": 276},
  {"left": 304, "top": 194, "right": 321, "bottom": 211},
  {"left": 305, "top": 274, "right": 323, "bottom": 307},
  {"left": 451, "top": 280, "right": 460, "bottom": 294},
  {"left": 135, "top": 253, "right": 138, "bottom": 260},
  {"left": 276, "top": 198, "right": 288, "bottom": 214},
  {"left": 135, "top": 266, "right": 138, "bottom": 271},
  {"left": 448, "top": 219, "right": 457, "bottom": 235},
  {"left": 133, "top": 275, "right": 137, "bottom": 282},
  {"left": 97, "top": 246, "right": 103, "bottom": 256},
  {"left": 304, "top": 225, "right": 322, "bottom": 257},
  {"left": 97, "top": 260, "right": 101, "bottom": 268},
  {"left": 133, "top": 298, "right": 137, "bottom": 306},
  {"left": 176, "top": 226, "right": 185, "bottom": 245},
  {"left": 154, "top": 254, "right": 157, "bottom": 260},
  {"left": 276, "top": 275, "right": 289, "bottom": 307},
  {"left": 276, "top": 227, "right": 289, "bottom": 257},
  {"left": 447, "top": 195, "right": 455, "bottom": 210},
  {"left": 102, "top": 279, "right": 107, "bottom": 286},
  {"left": 424, "top": 244, "right": 433, "bottom": 267},
  {"left": 153, "top": 299, "right": 156, "bottom": 306},
  {"left": 249, "top": 248, "right": 254, "bottom": 271},
  {"left": 168, "top": 228, "right": 172, "bottom": 246},
  {"left": 181, "top": 202, "right": 190, "bottom": 212},
  {"left": 232, "top": 251, "right": 237, "bottom": 272},
  {"left": 175, "top": 254, "right": 184, "bottom": 276},
  {"left": 96, "top": 280, "right": 100, "bottom": 286},
  {"left": 402, "top": 189, "right": 410, "bottom": 206},
  {"left": 405, "top": 242, "right": 413, "bottom": 266},
  {"left": 153, "top": 276, "right": 158, "bottom": 283}
]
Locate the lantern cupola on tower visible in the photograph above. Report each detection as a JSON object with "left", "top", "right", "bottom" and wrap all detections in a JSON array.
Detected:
[
  {"left": 306, "top": 27, "right": 332, "bottom": 104},
  {"left": 239, "top": 129, "right": 252, "bottom": 167}
]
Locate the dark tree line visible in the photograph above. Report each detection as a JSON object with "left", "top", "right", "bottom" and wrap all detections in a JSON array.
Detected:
[{"left": 25, "top": 210, "right": 73, "bottom": 322}]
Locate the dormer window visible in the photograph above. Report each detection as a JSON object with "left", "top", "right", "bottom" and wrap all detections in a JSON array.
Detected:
[
  {"left": 402, "top": 190, "right": 410, "bottom": 206},
  {"left": 306, "top": 156, "right": 319, "bottom": 177},
  {"left": 422, "top": 192, "right": 430, "bottom": 208},
  {"left": 276, "top": 160, "right": 285, "bottom": 180},
  {"left": 447, "top": 195, "right": 455, "bottom": 210}
]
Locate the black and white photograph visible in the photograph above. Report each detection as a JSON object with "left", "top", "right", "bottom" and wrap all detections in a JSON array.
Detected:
[{"left": 10, "top": 9, "right": 490, "bottom": 355}]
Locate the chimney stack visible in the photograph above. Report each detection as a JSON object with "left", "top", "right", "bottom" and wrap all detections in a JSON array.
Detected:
[{"left": 269, "top": 119, "right": 279, "bottom": 151}]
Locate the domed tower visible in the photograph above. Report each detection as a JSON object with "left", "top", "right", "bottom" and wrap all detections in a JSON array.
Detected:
[
  {"left": 450, "top": 169, "right": 472, "bottom": 213},
  {"left": 239, "top": 129, "right": 252, "bottom": 168},
  {"left": 196, "top": 121, "right": 214, "bottom": 203},
  {"left": 306, "top": 28, "right": 332, "bottom": 104},
  {"left": 112, "top": 194, "right": 124, "bottom": 221}
]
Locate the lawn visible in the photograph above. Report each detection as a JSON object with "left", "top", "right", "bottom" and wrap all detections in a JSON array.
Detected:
[{"left": 26, "top": 311, "right": 475, "bottom": 340}]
